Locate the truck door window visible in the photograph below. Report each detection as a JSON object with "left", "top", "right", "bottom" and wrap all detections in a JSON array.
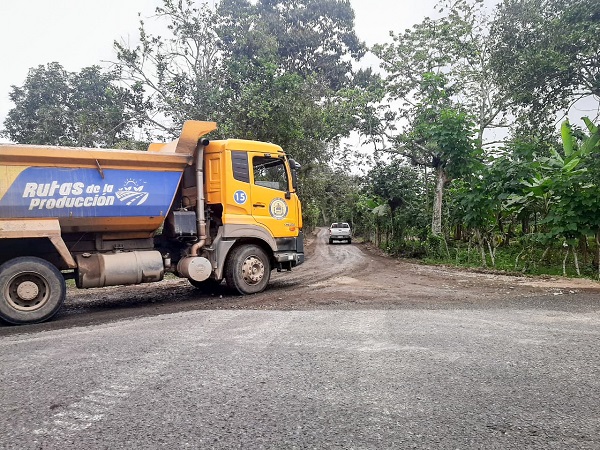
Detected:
[
  {"left": 252, "top": 156, "right": 288, "bottom": 191},
  {"left": 231, "top": 151, "right": 250, "bottom": 183}
]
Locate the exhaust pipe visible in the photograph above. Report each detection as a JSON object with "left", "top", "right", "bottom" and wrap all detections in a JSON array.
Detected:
[{"left": 190, "top": 138, "right": 210, "bottom": 256}]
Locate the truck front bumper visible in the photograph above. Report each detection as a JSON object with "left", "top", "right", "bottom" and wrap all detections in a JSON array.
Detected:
[
  {"left": 274, "top": 251, "right": 304, "bottom": 266},
  {"left": 274, "top": 232, "right": 304, "bottom": 268}
]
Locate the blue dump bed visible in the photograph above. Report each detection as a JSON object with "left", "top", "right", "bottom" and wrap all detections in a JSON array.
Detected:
[{"left": 0, "top": 145, "right": 191, "bottom": 234}]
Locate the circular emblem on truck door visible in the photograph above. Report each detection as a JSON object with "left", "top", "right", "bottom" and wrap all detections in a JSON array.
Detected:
[
  {"left": 233, "top": 190, "right": 247, "bottom": 205},
  {"left": 269, "top": 198, "right": 288, "bottom": 220}
]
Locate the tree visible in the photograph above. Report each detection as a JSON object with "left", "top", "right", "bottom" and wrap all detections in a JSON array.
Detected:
[
  {"left": 114, "top": 0, "right": 366, "bottom": 152},
  {"left": 3, "top": 62, "right": 71, "bottom": 145},
  {"left": 370, "top": 159, "right": 422, "bottom": 215},
  {"left": 70, "top": 67, "right": 135, "bottom": 147},
  {"left": 216, "top": 0, "right": 364, "bottom": 91},
  {"left": 496, "top": 118, "right": 600, "bottom": 275},
  {"left": 114, "top": 0, "right": 223, "bottom": 139},
  {"left": 297, "top": 162, "right": 362, "bottom": 227},
  {"left": 549, "top": 118, "right": 600, "bottom": 275},
  {"left": 394, "top": 73, "right": 481, "bottom": 235},
  {"left": 3, "top": 63, "right": 133, "bottom": 147},
  {"left": 368, "top": 158, "right": 427, "bottom": 245},
  {"left": 489, "top": 0, "right": 600, "bottom": 125},
  {"left": 372, "top": 0, "right": 510, "bottom": 148}
]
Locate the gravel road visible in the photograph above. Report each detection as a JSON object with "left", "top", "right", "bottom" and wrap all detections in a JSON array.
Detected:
[{"left": 1, "top": 228, "right": 599, "bottom": 449}]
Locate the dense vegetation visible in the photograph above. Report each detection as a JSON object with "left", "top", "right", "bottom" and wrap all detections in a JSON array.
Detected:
[{"left": 3, "top": 0, "right": 600, "bottom": 278}]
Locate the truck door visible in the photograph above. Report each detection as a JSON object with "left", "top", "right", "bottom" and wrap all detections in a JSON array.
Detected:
[{"left": 249, "top": 153, "right": 298, "bottom": 238}]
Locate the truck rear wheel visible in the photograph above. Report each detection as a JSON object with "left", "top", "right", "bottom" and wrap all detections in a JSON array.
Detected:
[
  {"left": 225, "top": 245, "right": 270, "bottom": 294},
  {"left": 0, "top": 257, "right": 66, "bottom": 324}
]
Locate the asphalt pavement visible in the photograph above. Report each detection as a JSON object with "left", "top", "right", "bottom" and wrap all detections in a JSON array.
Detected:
[{"left": 1, "top": 306, "right": 599, "bottom": 449}]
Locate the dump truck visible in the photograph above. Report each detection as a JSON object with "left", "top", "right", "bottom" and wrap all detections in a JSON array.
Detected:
[{"left": 0, "top": 121, "right": 304, "bottom": 324}]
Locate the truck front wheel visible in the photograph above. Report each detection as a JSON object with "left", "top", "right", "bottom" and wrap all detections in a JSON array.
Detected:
[
  {"left": 0, "top": 257, "right": 66, "bottom": 324},
  {"left": 225, "top": 245, "right": 270, "bottom": 294}
]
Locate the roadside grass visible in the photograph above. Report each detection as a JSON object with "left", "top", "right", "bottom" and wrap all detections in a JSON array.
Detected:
[{"left": 367, "top": 237, "right": 600, "bottom": 280}]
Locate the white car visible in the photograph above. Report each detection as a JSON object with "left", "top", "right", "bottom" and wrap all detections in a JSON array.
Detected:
[{"left": 329, "top": 222, "right": 352, "bottom": 244}]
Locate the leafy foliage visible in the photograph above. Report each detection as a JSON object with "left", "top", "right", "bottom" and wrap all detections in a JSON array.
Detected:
[
  {"left": 489, "top": 0, "right": 600, "bottom": 124},
  {"left": 113, "top": 0, "right": 223, "bottom": 138},
  {"left": 113, "top": 0, "right": 369, "bottom": 157},
  {"left": 217, "top": 0, "right": 364, "bottom": 91},
  {"left": 373, "top": 0, "right": 509, "bottom": 146},
  {"left": 3, "top": 63, "right": 133, "bottom": 147},
  {"left": 394, "top": 73, "right": 481, "bottom": 235}
]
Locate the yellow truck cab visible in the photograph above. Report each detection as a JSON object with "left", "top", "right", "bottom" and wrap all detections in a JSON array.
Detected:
[{"left": 0, "top": 121, "right": 304, "bottom": 324}]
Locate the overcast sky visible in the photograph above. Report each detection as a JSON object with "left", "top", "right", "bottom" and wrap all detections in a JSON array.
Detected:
[{"left": 0, "top": 0, "right": 460, "bottom": 130}]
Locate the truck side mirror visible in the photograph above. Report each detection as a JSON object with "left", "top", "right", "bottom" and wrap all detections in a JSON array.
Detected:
[{"left": 289, "top": 158, "right": 300, "bottom": 191}]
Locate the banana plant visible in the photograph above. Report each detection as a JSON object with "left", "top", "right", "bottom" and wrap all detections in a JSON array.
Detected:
[
  {"left": 553, "top": 117, "right": 600, "bottom": 277},
  {"left": 506, "top": 118, "right": 600, "bottom": 276},
  {"left": 580, "top": 117, "right": 600, "bottom": 154}
]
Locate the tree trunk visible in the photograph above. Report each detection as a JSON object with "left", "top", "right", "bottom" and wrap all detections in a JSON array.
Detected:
[
  {"left": 521, "top": 216, "right": 529, "bottom": 235},
  {"left": 443, "top": 236, "right": 451, "bottom": 259},
  {"left": 475, "top": 229, "right": 487, "bottom": 267},
  {"left": 486, "top": 239, "right": 496, "bottom": 268},
  {"left": 540, "top": 246, "right": 550, "bottom": 263},
  {"left": 596, "top": 229, "right": 600, "bottom": 280},
  {"left": 454, "top": 223, "right": 463, "bottom": 241},
  {"left": 432, "top": 166, "right": 447, "bottom": 236},
  {"left": 572, "top": 245, "right": 581, "bottom": 276},
  {"left": 515, "top": 248, "right": 525, "bottom": 271},
  {"left": 467, "top": 238, "right": 472, "bottom": 264},
  {"left": 503, "top": 222, "right": 513, "bottom": 247},
  {"left": 579, "top": 235, "right": 588, "bottom": 267}
]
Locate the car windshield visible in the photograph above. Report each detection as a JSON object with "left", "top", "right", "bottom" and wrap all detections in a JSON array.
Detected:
[{"left": 331, "top": 223, "right": 349, "bottom": 228}]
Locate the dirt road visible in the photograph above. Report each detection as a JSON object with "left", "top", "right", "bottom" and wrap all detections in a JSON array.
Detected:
[
  {"left": 2, "top": 227, "right": 599, "bottom": 334},
  {"left": 269, "top": 227, "right": 600, "bottom": 308}
]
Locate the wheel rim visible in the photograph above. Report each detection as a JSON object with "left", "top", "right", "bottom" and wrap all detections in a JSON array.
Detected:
[
  {"left": 241, "top": 255, "right": 265, "bottom": 285},
  {"left": 4, "top": 272, "right": 50, "bottom": 312}
]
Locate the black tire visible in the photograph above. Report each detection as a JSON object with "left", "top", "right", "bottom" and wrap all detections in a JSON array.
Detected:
[
  {"left": 0, "top": 257, "right": 66, "bottom": 324},
  {"left": 348, "top": 238, "right": 352, "bottom": 244},
  {"left": 189, "top": 277, "right": 222, "bottom": 292},
  {"left": 225, "top": 245, "right": 270, "bottom": 294},
  {"left": 329, "top": 238, "right": 333, "bottom": 244}
]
